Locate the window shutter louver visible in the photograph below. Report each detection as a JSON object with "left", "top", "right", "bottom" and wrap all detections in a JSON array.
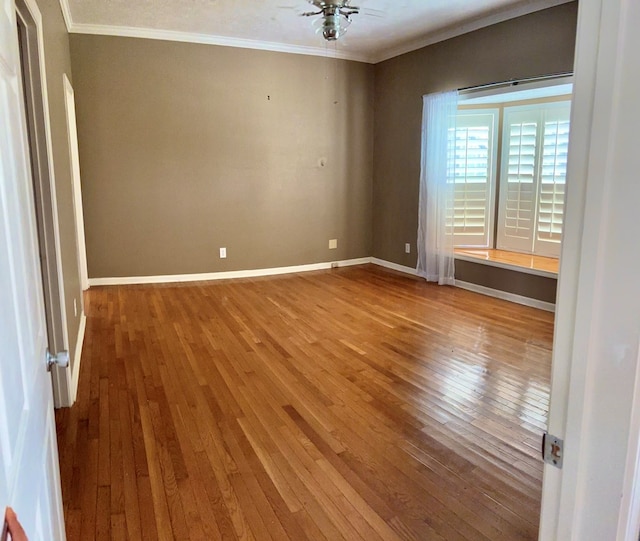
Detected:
[
  {"left": 450, "top": 110, "right": 498, "bottom": 247},
  {"left": 497, "top": 102, "right": 571, "bottom": 257},
  {"left": 504, "top": 120, "right": 537, "bottom": 243},
  {"left": 537, "top": 119, "right": 570, "bottom": 243}
]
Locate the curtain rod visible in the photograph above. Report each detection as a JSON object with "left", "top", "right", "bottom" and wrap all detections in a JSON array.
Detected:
[{"left": 458, "top": 72, "right": 573, "bottom": 93}]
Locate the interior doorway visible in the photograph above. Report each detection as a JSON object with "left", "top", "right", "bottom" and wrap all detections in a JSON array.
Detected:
[
  {"left": 15, "top": 0, "right": 70, "bottom": 405},
  {"left": 0, "top": 0, "right": 66, "bottom": 536}
]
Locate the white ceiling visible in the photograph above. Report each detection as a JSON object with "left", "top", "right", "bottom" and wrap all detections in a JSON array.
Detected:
[{"left": 61, "top": 0, "right": 573, "bottom": 63}]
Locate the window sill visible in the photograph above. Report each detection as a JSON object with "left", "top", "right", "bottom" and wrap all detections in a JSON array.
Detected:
[{"left": 454, "top": 248, "right": 558, "bottom": 279}]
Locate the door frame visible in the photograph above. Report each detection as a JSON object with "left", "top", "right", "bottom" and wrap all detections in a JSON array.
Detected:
[
  {"left": 62, "top": 72, "right": 88, "bottom": 403},
  {"left": 15, "top": 0, "right": 71, "bottom": 407},
  {"left": 539, "top": 0, "right": 640, "bottom": 538},
  {"left": 62, "top": 72, "right": 88, "bottom": 292}
]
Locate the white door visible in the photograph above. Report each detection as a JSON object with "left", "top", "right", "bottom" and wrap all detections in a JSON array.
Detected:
[{"left": 0, "top": 0, "right": 66, "bottom": 538}]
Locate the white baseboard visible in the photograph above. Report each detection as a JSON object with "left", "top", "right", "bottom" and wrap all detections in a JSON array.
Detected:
[
  {"left": 87, "top": 257, "right": 553, "bottom": 314},
  {"left": 455, "top": 280, "right": 556, "bottom": 312},
  {"left": 88, "top": 257, "right": 373, "bottom": 286},
  {"left": 371, "top": 259, "right": 553, "bottom": 311},
  {"left": 370, "top": 258, "right": 418, "bottom": 276},
  {"left": 69, "top": 311, "right": 86, "bottom": 405},
  {"left": 331, "top": 257, "right": 372, "bottom": 268}
]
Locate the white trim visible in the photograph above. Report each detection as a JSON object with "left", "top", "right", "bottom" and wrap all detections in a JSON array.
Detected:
[
  {"left": 455, "top": 280, "right": 556, "bottom": 312},
  {"left": 57, "top": 0, "right": 573, "bottom": 64},
  {"left": 66, "top": 23, "right": 374, "bottom": 63},
  {"left": 454, "top": 253, "right": 558, "bottom": 279},
  {"left": 57, "top": 0, "right": 72, "bottom": 33},
  {"left": 496, "top": 102, "right": 570, "bottom": 258},
  {"left": 370, "top": 258, "right": 418, "bottom": 276},
  {"left": 460, "top": 78, "right": 573, "bottom": 103},
  {"left": 372, "top": 0, "right": 575, "bottom": 63},
  {"left": 22, "top": 0, "right": 73, "bottom": 409},
  {"left": 45, "top": 406, "right": 66, "bottom": 541},
  {"left": 451, "top": 108, "right": 500, "bottom": 249},
  {"left": 69, "top": 311, "right": 86, "bottom": 406},
  {"left": 88, "top": 257, "right": 372, "bottom": 286},
  {"left": 617, "top": 341, "right": 640, "bottom": 540},
  {"left": 62, "top": 74, "right": 89, "bottom": 291},
  {"left": 539, "top": 0, "right": 631, "bottom": 536}
]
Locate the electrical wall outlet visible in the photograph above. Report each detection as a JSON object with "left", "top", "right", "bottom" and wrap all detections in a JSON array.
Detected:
[
  {"left": 405, "top": 243, "right": 411, "bottom": 254},
  {"left": 219, "top": 247, "right": 227, "bottom": 259},
  {"left": 329, "top": 239, "right": 338, "bottom": 249}
]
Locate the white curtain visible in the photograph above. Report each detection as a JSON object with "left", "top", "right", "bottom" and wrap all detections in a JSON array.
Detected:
[{"left": 417, "top": 90, "right": 458, "bottom": 285}]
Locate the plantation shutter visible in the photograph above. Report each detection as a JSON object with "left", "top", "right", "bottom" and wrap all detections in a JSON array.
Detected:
[
  {"left": 497, "top": 110, "right": 538, "bottom": 252},
  {"left": 497, "top": 102, "right": 571, "bottom": 256},
  {"left": 450, "top": 110, "right": 498, "bottom": 247},
  {"left": 536, "top": 109, "right": 570, "bottom": 255}
]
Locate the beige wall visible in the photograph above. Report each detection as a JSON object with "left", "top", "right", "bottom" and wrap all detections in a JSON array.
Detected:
[
  {"left": 35, "top": 0, "right": 82, "bottom": 366},
  {"left": 69, "top": 35, "right": 374, "bottom": 278},
  {"left": 455, "top": 260, "right": 557, "bottom": 303},
  {"left": 67, "top": 4, "right": 576, "bottom": 297},
  {"left": 372, "top": 2, "right": 578, "bottom": 267}
]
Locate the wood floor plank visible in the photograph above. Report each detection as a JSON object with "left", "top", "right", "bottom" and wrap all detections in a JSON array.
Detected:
[
  {"left": 118, "top": 389, "right": 143, "bottom": 540},
  {"left": 56, "top": 264, "right": 553, "bottom": 540},
  {"left": 95, "top": 486, "right": 111, "bottom": 541}
]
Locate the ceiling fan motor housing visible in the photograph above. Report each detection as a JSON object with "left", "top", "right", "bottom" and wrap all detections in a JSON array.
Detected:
[
  {"left": 307, "top": 1, "right": 359, "bottom": 41},
  {"left": 322, "top": 8, "right": 343, "bottom": 40}
]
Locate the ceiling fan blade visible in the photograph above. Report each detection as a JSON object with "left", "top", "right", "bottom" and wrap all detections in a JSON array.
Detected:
[
  {"left": 362, "top": 7, "right": 385, "bottom": 17},
  {"left": 276, "top": 4, "right": 306, "bottom": 14},
  {"left": 276, "top": 4, "right": 322, "bottom": 17}
]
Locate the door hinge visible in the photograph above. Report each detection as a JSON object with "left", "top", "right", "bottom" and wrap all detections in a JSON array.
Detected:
[
  {"left": 46, "top": 349, "right": 70, "bottom": 371},
  {"left": 542, "top": 432, "right": 563, "bottom": 468}
]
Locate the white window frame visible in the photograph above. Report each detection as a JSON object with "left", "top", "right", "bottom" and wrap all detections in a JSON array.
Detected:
[{"left": 455, "top": 77, "right": 574, "bottom": 259}]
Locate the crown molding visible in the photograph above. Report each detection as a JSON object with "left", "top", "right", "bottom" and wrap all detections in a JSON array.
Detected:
[
  {"left": 64, "top": 21, "right": 375, "bottom": 63},
  {"left": 371, "top": 0, "right": 575, "bottom": 63},
  {"left": 57, "top": 0, "right": 72, "bottom": 32},
  {"left": 57, "top": 0, "right": 573, "bottom": 65}
]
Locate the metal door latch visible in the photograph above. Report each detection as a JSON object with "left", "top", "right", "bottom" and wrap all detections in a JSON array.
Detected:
[
  {"left": 46, "top": 349, "right": 70, "bottom": 371},
  {"left": 542, "top": 432, "right": 564, "bottom": 468}
]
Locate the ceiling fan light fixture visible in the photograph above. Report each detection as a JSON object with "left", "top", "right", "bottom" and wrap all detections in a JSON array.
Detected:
[{"left": 312, "top": 9, "right": 351, "bottom": 41}]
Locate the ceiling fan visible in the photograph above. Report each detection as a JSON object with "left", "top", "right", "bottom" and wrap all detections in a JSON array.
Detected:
[{"left": 301, "top": 1, "right": 362, "bottom": 41}]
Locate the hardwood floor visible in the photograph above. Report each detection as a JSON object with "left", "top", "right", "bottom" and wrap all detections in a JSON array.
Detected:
[{"left": 55, "top": 264, "right": 554, "bottom": 540}]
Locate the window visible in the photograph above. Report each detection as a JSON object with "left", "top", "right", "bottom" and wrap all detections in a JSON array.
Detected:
[
  {"left": 497, "top": 102, "right": 570, "bottom": 257},
  {"left": 453, "top": 86, "right": 572, "bottom": 257},
  {"left": 450, "top": 109, "right": 499, "bottom": 248}
]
